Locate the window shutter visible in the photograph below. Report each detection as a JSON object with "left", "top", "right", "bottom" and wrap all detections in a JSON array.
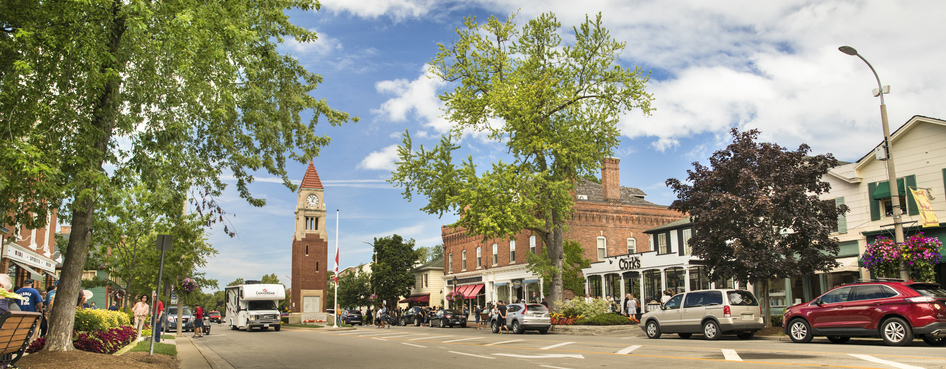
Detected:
[
  {"left": 906, "top": 175, "right": 918, "bottom": 215},
  {"left": 835, "top": 197, "right": 847, "bottom": 234},
  {"left": 868, "top": 182, "right": 880, "bottom": 221}
]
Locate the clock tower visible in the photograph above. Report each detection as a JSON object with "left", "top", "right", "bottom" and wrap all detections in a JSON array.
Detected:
[{"left": 289, "top": 161, "right": 329, "bottom": 323}]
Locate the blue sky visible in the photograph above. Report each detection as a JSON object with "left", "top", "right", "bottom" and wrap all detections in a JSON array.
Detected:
[{"left": 198, "top": 0, "right": 946, "bottom": 291}]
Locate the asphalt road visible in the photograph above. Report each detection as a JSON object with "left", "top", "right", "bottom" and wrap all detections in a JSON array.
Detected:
[{"left": 189, "top": 323, "right": 946, "bottom": 369}]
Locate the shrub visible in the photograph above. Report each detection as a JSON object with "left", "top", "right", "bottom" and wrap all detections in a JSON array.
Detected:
[
  {"left": 74, "top": 308, "right": 132, "bottom": 331},
  {"left": 576, "top": 313, "right": 631, "bottom": 326},
  {"left": 555, "top": 298, "right": 610, "bottom": 321},
  {"left": 28, "top": 326, "right": 137, "bottom": 354}
]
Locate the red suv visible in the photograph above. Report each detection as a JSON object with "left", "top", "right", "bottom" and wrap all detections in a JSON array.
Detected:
[{"left": 783, "top": 280, "right": 946, "bottom": 346}]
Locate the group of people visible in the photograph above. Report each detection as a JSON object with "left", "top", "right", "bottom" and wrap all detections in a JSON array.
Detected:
[
  {"left": 579, "top": 292, "right": 642, "bottom": 318},
  {"left": 131, "top": 294, "right": 167, "bottom": 341},
  {"left": 0, "top": 276, "right": 113, "bottom": 343}
]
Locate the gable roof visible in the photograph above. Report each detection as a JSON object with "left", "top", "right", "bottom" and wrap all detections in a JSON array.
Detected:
[
  {"left": 414, "top": 257, "right": 444, "bottom": 272},
  {"left": 574, "top": 178, "right": 661, "bottom": 206},
  {"left": 300, "top": 161, "right": 324, "bottom": 190},
  {"left": 853, "top": 115, "right": 946, "bottom": 170},
  {"left": 645, "top": 216, "right": 693, "bottom": 234}
]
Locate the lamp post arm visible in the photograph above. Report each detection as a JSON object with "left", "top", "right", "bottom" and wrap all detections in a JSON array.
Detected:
[{"left": 854, "top": 53, "right": 885, "bottom": 105}]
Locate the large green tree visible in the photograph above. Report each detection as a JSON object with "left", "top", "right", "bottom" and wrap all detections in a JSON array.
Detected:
[
  {"left": 416, "top": 244, "right": 444, "bottom": 265},
  {"left": 337, "top": 268, "right": 372, "bottom": 309},
  {"left": 527, "top": 240, "right": 590, "bottom": 297},
  {"left": 666, "top": 129, "right": 847, "bottom": 323},
  {"left": 370, "top": 235, "right": 419, "bottom": 310},
  {"left": 390, "top": 12, "right": 652, "bottom": 308},
  {"left": 0, "top": 0, "right": 354, "bottom": 351}
]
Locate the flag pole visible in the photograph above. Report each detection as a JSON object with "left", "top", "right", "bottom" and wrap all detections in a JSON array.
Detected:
[{"left": 333, "top": 208, "right": 339, "bottom": 328}]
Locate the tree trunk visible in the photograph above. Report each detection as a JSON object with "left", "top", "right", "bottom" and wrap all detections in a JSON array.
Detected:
[
  {"left": 548, "top": 217, "right": 565, "bottom": 312},
  {"left": 44, "top": 197, "right": 94, "bottom": 351}
]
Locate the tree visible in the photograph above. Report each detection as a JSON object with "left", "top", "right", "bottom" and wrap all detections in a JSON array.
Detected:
[
  {"left": 390, "top": 12, "right": 652, "bottom": 310},
  {"left": 665, "top": 128, "right": 847, "bottom": 324},
  {"left": 2, "top": 0, "right": 354, "bottom": 351},
  {"left": 261, "top": 273, "right": 281, "bottom": 285},
  {"left": 338, "top": 269, "right": 372, "bottom": 308},
  {"left": 527, "top": 240, "right": 591, "bottom": 297},
  {"left": 370, "top": 235, "right": 419, "bottom": 309},
  {"left": 416, "top": 244, "right": 444, "bottom": 265}
]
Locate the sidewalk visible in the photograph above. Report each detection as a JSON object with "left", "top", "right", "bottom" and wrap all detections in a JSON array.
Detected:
[{"left": 176, "top": 335, "right": 230, "bottom": 369}]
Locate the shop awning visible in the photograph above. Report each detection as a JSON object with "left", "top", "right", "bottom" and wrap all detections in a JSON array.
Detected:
[
  {"left": 12, "top": 261, "right": 43, "bottom": 281},
  {"left": 494, "top": 282, "right": 508, "bottom": 287},
  {"left": 816, "top": 257, "right": 860, "bottom": 274},
  {"left": 523, "top": 279, "right": 540, "bottom": 284},
  {"left": 398, "top": 294, "right": 430, "bottom": 304},
  {"left": 461, "top": 284, "right": 484, "bottom": 299},
  {"left": 871, "top": 179, "right": 906, "bottom": 200}
]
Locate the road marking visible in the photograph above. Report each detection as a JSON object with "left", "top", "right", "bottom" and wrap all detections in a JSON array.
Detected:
[
  {"left": 850, "top": 354, "right": 924, "bottom": 369},
  {"left": 616, "top": 345, "right": 641, "bottom": 355},
  {"left": 443, "top": 337, "right": 482, "bottom": 343},
  {"left": 485, "top": 339, "right": 523, "bottom": 346},
  {"left": 335, "top": 331, "right": 362, "bottom": 335},
  {"left": 358, "top": 332, "right": 404, "bottom": 337},
  {"left": 540, "top": 366, "right": 573, "bottom": 369},
  {"left": 722, "top": 349, "right": 742, "bottom": 361},
  {"left": 402, "top": 342, "right": 426, "bottom": 348},
  {"left": 377, "top": 334, "right": 414, "bottom": 339},
  {"left": 409, "top": 335, "right": 453, "bottom": 341},
  {"left": 371, "top": 337, "right": 386, "bottom": 341},
  {"left": 449, "top": 351, "right": 494, "bottom": 359},
  {"left": 495, "top": 353, "right": 585, "bottom": 359},
  {"left": 540, "top": 342, "right": 574, "bottom": 350}
]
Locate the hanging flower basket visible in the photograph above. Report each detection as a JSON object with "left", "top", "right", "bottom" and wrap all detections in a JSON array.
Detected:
[
  {"left": 445, "top": 291, "right": 464, "bottom": 301},
  {"left": 177, "top": 278, "right": 197, "bottom": 296}
]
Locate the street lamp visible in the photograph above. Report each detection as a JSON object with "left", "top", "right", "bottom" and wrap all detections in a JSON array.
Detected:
[{"left": 839, "top": 45, "right": 908, "bottom": 280}]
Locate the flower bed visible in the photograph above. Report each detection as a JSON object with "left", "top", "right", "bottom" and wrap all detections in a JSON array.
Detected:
[{"left": 26, "top": 326, "right": 137, "bottom": 354}]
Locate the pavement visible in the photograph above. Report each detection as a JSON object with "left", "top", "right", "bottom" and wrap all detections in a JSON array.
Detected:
[{"left": 176, "top": 334, "right": 232, "bottom": 369}]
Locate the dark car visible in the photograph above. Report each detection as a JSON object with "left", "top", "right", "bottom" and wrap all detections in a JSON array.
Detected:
[
  {"left": 783, "top": 280, "right": 946, "bottom": 346},
  {"left": 208, "top": 310, "right": 222, "bottom": 324},
  {"left": 165, "top": 306, "right": 194, "bottom": 332},
  {"left": 343, "top": 310, "right": 363, "bottom": 326},
  {"left": 399, "top": 306, "right": 426, "bottom": 326},
  {"left": 430, "top": 309, "right": 467, "bottom": 328}
]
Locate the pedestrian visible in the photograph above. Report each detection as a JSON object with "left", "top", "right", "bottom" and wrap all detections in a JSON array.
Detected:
[
  {"left": 474, "top": 305, "right": 481, "bottom": 329},
  {"left": 497, "top": 300, "right": 509, "bottom": 334},
  {"left": 133, "top": 295, "right": 150, "bottom": 337},
  {"left": 192, "top": 304, "right": 204, "bottom": 338},
  {"left": 365, "top": 307, "right": 373, "bottom": 326},
  {"left": 16, "top": 279, "right": 43, "bottom": 343},
  {"left": 90, "top": 301, "right": 98, "bottom": 309},
  {"left": 626, "top": 293, "right": 638, "bottom": 319},
  {"left": 584, "top": 293, "right": 592, "bottom": 304},
  {"left": 0, "top": 275, "right": 21, "bottom": 314},
  {"left": 661, "top": 289, "right": 673, "bottom": 304},
  {"left": 541, "top": 297, "right": 548, "bottom": 309},
  {"left": 153, "top": 298, "right": 165, "bottom": 342}
]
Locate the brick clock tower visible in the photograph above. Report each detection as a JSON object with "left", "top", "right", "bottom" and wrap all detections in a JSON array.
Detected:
[{"left": 289, "top": 161, "right": 329, "bottom": 324}]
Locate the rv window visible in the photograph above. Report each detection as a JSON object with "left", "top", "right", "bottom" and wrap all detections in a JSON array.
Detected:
[{"left": 249, "top": 300, "right": 277, "bottom": 310}]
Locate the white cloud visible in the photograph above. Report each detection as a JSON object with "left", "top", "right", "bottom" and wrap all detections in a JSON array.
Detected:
[
  {"left": 319, "top": 0, "right": 441, "bottom": 19},
  {"left": 283, "top": 28, "right": 342, "bottom": 57},
  {"left": 358, "top": 144, "right": 401, "bottom": 171},
  {"left": 372, "top": 66, "right": 452, "bottom": 132}
]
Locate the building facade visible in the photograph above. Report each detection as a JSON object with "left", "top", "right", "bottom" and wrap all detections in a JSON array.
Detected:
[
  {"left": 400, "top": 257, "right": 445, "bottom": 308},
  {"left": 290, "top": 161, "right": 330, "bottom": 323},
  {"left": 2, "top": 210, "right": 59, "bottom": 292}
]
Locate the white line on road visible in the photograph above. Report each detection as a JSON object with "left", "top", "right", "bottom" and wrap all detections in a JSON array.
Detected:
[
  {"left": 722, "top": 349, "right": 742, "bottom": 361},
  {"left": 443, "top": 337, "right": 482, "bottom": 343},
  {"left": 449, "top": 351, "right": 495, "bottom": 360},
  {"left": 377, "top": 334, "right": 414, "bottom": 339},
  {"left": 850, "top": 354, "right": 925, "bottom": 369},
  {"left": 335, "top": 331, "right": 362, "bottom": 335},
  {"left": 540, "top": 342, "right": 574, "bottom": 350},
  {"left": 371, "top": 337, "right": 387, "bottom": 341},
  {"left": 409, "top": 335, "right": 453, "bottom": 341},
  {"left": 495, "top": 353, "right": 585, "bottom": 359},
  {"left": 540, "top": 366, "right": 573, "bottom": 369},
  {"left": 485, "top": 339, "right": 524, "bottom": 346},
  {"left": 402, "top": 342, "right": 426, "bottom": 348},
  {"left": 358, "top": 333, "right": 404, "bottom": 337},
  {"left": 615, "top": 345, "right": 641, "bottom": 355}
]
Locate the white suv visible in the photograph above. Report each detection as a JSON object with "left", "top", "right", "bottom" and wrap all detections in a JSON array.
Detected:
[{"left": 641, "top": 289, "right": 764, "bottom": 340}]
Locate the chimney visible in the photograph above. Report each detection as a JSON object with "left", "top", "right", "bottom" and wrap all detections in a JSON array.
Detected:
[{"left": 602, "top": 158, "right": 621, "bottom": 203}]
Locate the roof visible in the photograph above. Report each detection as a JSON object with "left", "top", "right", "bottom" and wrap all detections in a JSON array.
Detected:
[
  {"left": 574, "top": 178, "right": 660, "bottom": 206},
  {"left": 414, "top": 257, "right": 444, "bottom": 272},
  {"left": 853, "top": 115, "right": 946, "bottom": 169},
  {"left": 299, "top": 161, "right": 324, "bottom": 190},
  {"left": 644, "top": 216, "right": 693, "bottom": 233}
]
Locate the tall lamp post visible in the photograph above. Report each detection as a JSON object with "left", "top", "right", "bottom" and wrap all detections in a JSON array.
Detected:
[{"left": 839, "top": 46, "right": 908, "bottom": 280}]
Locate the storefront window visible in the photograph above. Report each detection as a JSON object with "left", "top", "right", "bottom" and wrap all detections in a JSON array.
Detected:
[
  {"left": 605, "top": 274, "right": 622, "bottom": 299},
  {"left": 526, "top": 282, "right": 541, "bottom": 303},
  {"left": 665, "top": 267, "right": 685, "bottom": 294},
  {"left": 623, "top": 272, "right": 641, "bottom": 299},
  {"left": 688, "top": 266, "right": 709, "bottom": 291},
  {"left": 587, "top": 275, "right": 603, "bottom": 298},
  {"left": 643, "top": 269, "right": 661, "bottom": 304}
]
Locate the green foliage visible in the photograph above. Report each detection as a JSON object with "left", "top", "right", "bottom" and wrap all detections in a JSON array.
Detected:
[
  {"left": 576, "top": 312, "right": 631, "bottom": 326},
  {"left": 131, "top": 341, "right": 177, "bottom": 356},
  {"left": 74, "top": 308, "right": 131, "bottom": 332},
  {"left": 555, "top": 298, "right": 611, "bottom": 321},
  {"left": 338, "top": 269, "right": 372, "bottom": 308},
  {"left": 416, "top": 245, "right": 445, "bottom": 265},
  {"left": 390, "top": 11, "right": 652, "bottom": 308},
  {"left": 370, "top": 235, "right": 420, "bottom": 309},
  {"left": 527, "top": 240, "right": 590, "bottom": 296}
]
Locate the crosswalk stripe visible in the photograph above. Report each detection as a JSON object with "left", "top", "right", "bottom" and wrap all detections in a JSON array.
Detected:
[
  {"left": 409, "top": 335, "right": 453, "bottom": 341},
  {"left": 850, "top": 354, "right": 924, "bottom": 369},
  {"left": 486, "top": 339, "right": 523, "bottom": 346},
  {"left": 616, "top": 345, "right": 641, "bottom": 355},
  {"left": 402, "top": 342, "right": 426, "bottom": 348},
  {"left": 722, "top": 349, "right": 742, "bottom": 361},
  {"left": 443, "top": 337, "right": 482, "bottom": 343},
  {"left": 449, "top": 351, "right": 494, "bottom": 359},
  {"left": 540, "top": 342, "right": 574, "bottom": 350}
]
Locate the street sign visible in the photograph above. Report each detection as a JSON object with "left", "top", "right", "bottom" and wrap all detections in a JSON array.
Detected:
[
  {"left": 171, "top": 293, "right": 178, "bottom": 305},
  {"left": 156, "top": 235, "right": 173, "bottom": 251}
]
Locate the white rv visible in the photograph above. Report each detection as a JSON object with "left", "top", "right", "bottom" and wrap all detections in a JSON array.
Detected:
[{"left": 225, "top": 282, "right": 285, "bottom": 331}]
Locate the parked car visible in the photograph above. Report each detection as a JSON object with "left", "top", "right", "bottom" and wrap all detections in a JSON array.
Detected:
[
  {"left": 430, "top": 309, "right": 467, "bottom": 328},
  {"left": 208, "top": 310, "right": 222, "bottom": 324},
  {"left": 399, "top": 306, "right": 426, "bottom": 326},
  {"left": 165, "top": 306, "right": 195, "bottom": 332},
  {"left": 641, "top": 289, "right": 764, "bottom": 340},
  {"left": 343, "top": 310, "right": 363, "bottom": 326},
  {"left": 783, "top": 280, "right": 946, "bottom": 346},
  {"left": 490, "top": 303, "right": 550, "bottom": 334}
]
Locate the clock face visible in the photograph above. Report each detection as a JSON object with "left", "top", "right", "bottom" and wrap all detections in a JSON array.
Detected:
[{"left": 306, "top": 194, "right": 319, "bottom": 208}]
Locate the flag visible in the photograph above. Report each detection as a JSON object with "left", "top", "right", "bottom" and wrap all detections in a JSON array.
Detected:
[
  {"left": 910, "top": 188, "right": 939, "bottom": 227},
  {"left": 333, "top": 246, "right": 339, "bottom": 283}
]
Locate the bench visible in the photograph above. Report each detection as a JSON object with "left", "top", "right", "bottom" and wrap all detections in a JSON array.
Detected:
[{"left": 0, "top": 311, "right": 42, "bottom": 369}]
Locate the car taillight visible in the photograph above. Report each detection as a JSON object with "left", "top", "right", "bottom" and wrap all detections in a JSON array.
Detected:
[
  {"left": 906, "top": 296, "right": 935, "bottom": 303},
  {"left": 724, "top": 305, "right": 731, "bottom": 318}
]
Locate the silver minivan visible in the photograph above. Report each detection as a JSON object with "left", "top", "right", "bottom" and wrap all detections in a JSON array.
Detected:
[{"left": 640, "top": 289, "right": 764, "bottom": 340}]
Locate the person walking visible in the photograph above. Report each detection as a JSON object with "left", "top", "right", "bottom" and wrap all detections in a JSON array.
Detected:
[
  {"left": 192, "top": 304, "right": 204, "bottom": 338},
  {"left": 153, "top": 298, "right": 165, "bottom": 342},
  {"left": 132, "top": 295, "right": 150, "bottom": 337},
  {"left": 0, "top": 275, "right": 20, "bottom": 314},
  {"left": 626, "top": 293, "right": 638, "bottom": 320},
  {"left": 378, "top": 305, "right": 389, "bottom": 329},
  {"left": 497, "top": 300, "right": 509, "bottom": 334},
  {"left": 16, "top": 279, "right": 43, "bottom": 343},
  {"left": 474, "top": 305, "right": 481, "bottom": 329}
]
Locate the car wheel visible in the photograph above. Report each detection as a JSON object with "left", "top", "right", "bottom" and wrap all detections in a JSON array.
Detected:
[
  {"left": 703, "top": 320, "right": 721, "bottom": 340},
  {"left": 788, "top": 318, "right": 813, "bottom": 343},
  {"left": 461, "top": 323, "right": 467, "bottom": 328},
  {"left": 921, "top": 335, "right": 946, "bottom": 347},
  {"left": 880, "top": 317, "right": 914, "bottom": 346},
  {"left": 678, "top": 333, "right": 692, "bottom": 339},
  {"left": 736, "top": 332, "right": 755, "bottom": 340},
  {"left": 511, "top": 320, "right": 522, "bottom": 334},
  {"left": 399, "top": 318, "right": 406, "bottom": 326},
  {"left": 826, "top": 336, "right": 850, "bottom": 344},
  {"left": 415, "top": 319, "right": 421, "bottom": 327},
  {"left": 645, "top": 320, "right": 661, "bottom": 339},
  {"left": 440, "top": 320, "right": 446, "bottom": 328},
  {"left": 491, "top": 320, "right": 499, "bottom": 334},
  {"left": 539, "top": 328, "right": 549, "bottom": 334},
  {"left": 274, "top": 325, "right": 281, "bottom": 332}
]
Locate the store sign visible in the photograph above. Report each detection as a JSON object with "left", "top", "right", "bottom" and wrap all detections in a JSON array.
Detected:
[
  {"left": 618, "top": 256, "right": 641, "bottom": 271},
  {"left": 4, "top": 244, "right": 56, "bottom": 273},
  {"left": 511, "top": 280, "right": 522, "bottom": 289},
  {"left": 450, "top": 276, "right": 482, "bottom": 285}
]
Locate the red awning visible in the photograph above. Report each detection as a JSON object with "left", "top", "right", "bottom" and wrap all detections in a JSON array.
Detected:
[
  {"left": 462, "top": 284, "right": 484, "bottom": 299},
  {"left": 451, "top": 285, "right": 470, "bottom": 296},
  {"left": 398, "top": 294, "right": 430, "bottom": 304}
]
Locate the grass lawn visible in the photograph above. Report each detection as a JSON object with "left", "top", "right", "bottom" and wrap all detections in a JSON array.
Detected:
[{"left": 129, "top": 341, "right": 177, "bottom": 356}]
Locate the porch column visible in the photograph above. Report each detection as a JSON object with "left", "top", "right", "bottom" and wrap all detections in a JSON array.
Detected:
[{"left": 619, "top": 276, "right": 626, "bottom": 314}]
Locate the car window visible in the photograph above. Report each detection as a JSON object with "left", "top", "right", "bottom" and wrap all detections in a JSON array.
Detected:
[
  {"left": 684, "top": 292, "right": 706, "bottom": 308},
  {"left": 508, "top": 305, "right": 522, "bottom": 313},
  {"left": 727, "top": 291, "right": 758, "bottom": 306},
  {"left": 853, "top": 285, "right": 887, "bottom": 301},
  {"left": 664, "top": 294, "right": 683, "bottom": 310},
  {"left": 527, "top": 304, "right": 549, "bottom": 313},
  {"left": 704, "top": 291, "right": 723, "bottom": 305},
  {"left": 820, "top": 287, "right": 853, "bottom": 304},
  {"left": 910, "top": 284, "right": 946, "bottom": 298}
]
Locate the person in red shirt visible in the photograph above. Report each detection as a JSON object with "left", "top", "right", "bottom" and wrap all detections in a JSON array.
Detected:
[
  {"left": 193, "top": 304, "right": 204, "bottom": 338},
  {"left": 153, "top": 298, "right": 164, "bottom": 342}
]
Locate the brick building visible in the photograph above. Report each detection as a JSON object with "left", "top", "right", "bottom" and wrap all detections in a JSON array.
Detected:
[
  {"left": 2, "top": 210, "right": 59, "bottom": 292},
  {"left": 441, "top": 158, "right": 686, "bottom": 308},
  {"left": 289, "top": 161, "right": 330, "bottom": 323}
]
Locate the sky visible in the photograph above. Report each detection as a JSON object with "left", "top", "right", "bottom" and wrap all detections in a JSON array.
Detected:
[{"left": 198, "top": 0, "right": 946, "bottom": 291}]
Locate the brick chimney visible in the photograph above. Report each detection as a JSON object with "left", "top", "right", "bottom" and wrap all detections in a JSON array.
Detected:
[{"left": 602, "top": 158, "right": 621, "bottom": 203}]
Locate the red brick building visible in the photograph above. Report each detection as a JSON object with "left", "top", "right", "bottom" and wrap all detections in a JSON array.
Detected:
[
  {"left": 2, "top": 210, "right": 59, "bottom": 292},
  {"left": 289, "top": 161, "right": 329, "bottom": 323},
  {"left": 442, "top": 158, "right": 685, "bottom": 307}
]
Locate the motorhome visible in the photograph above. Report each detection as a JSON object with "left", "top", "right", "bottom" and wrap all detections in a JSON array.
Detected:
[{"left": 225, "top": 281, "right": 285, "bottom": 331}]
